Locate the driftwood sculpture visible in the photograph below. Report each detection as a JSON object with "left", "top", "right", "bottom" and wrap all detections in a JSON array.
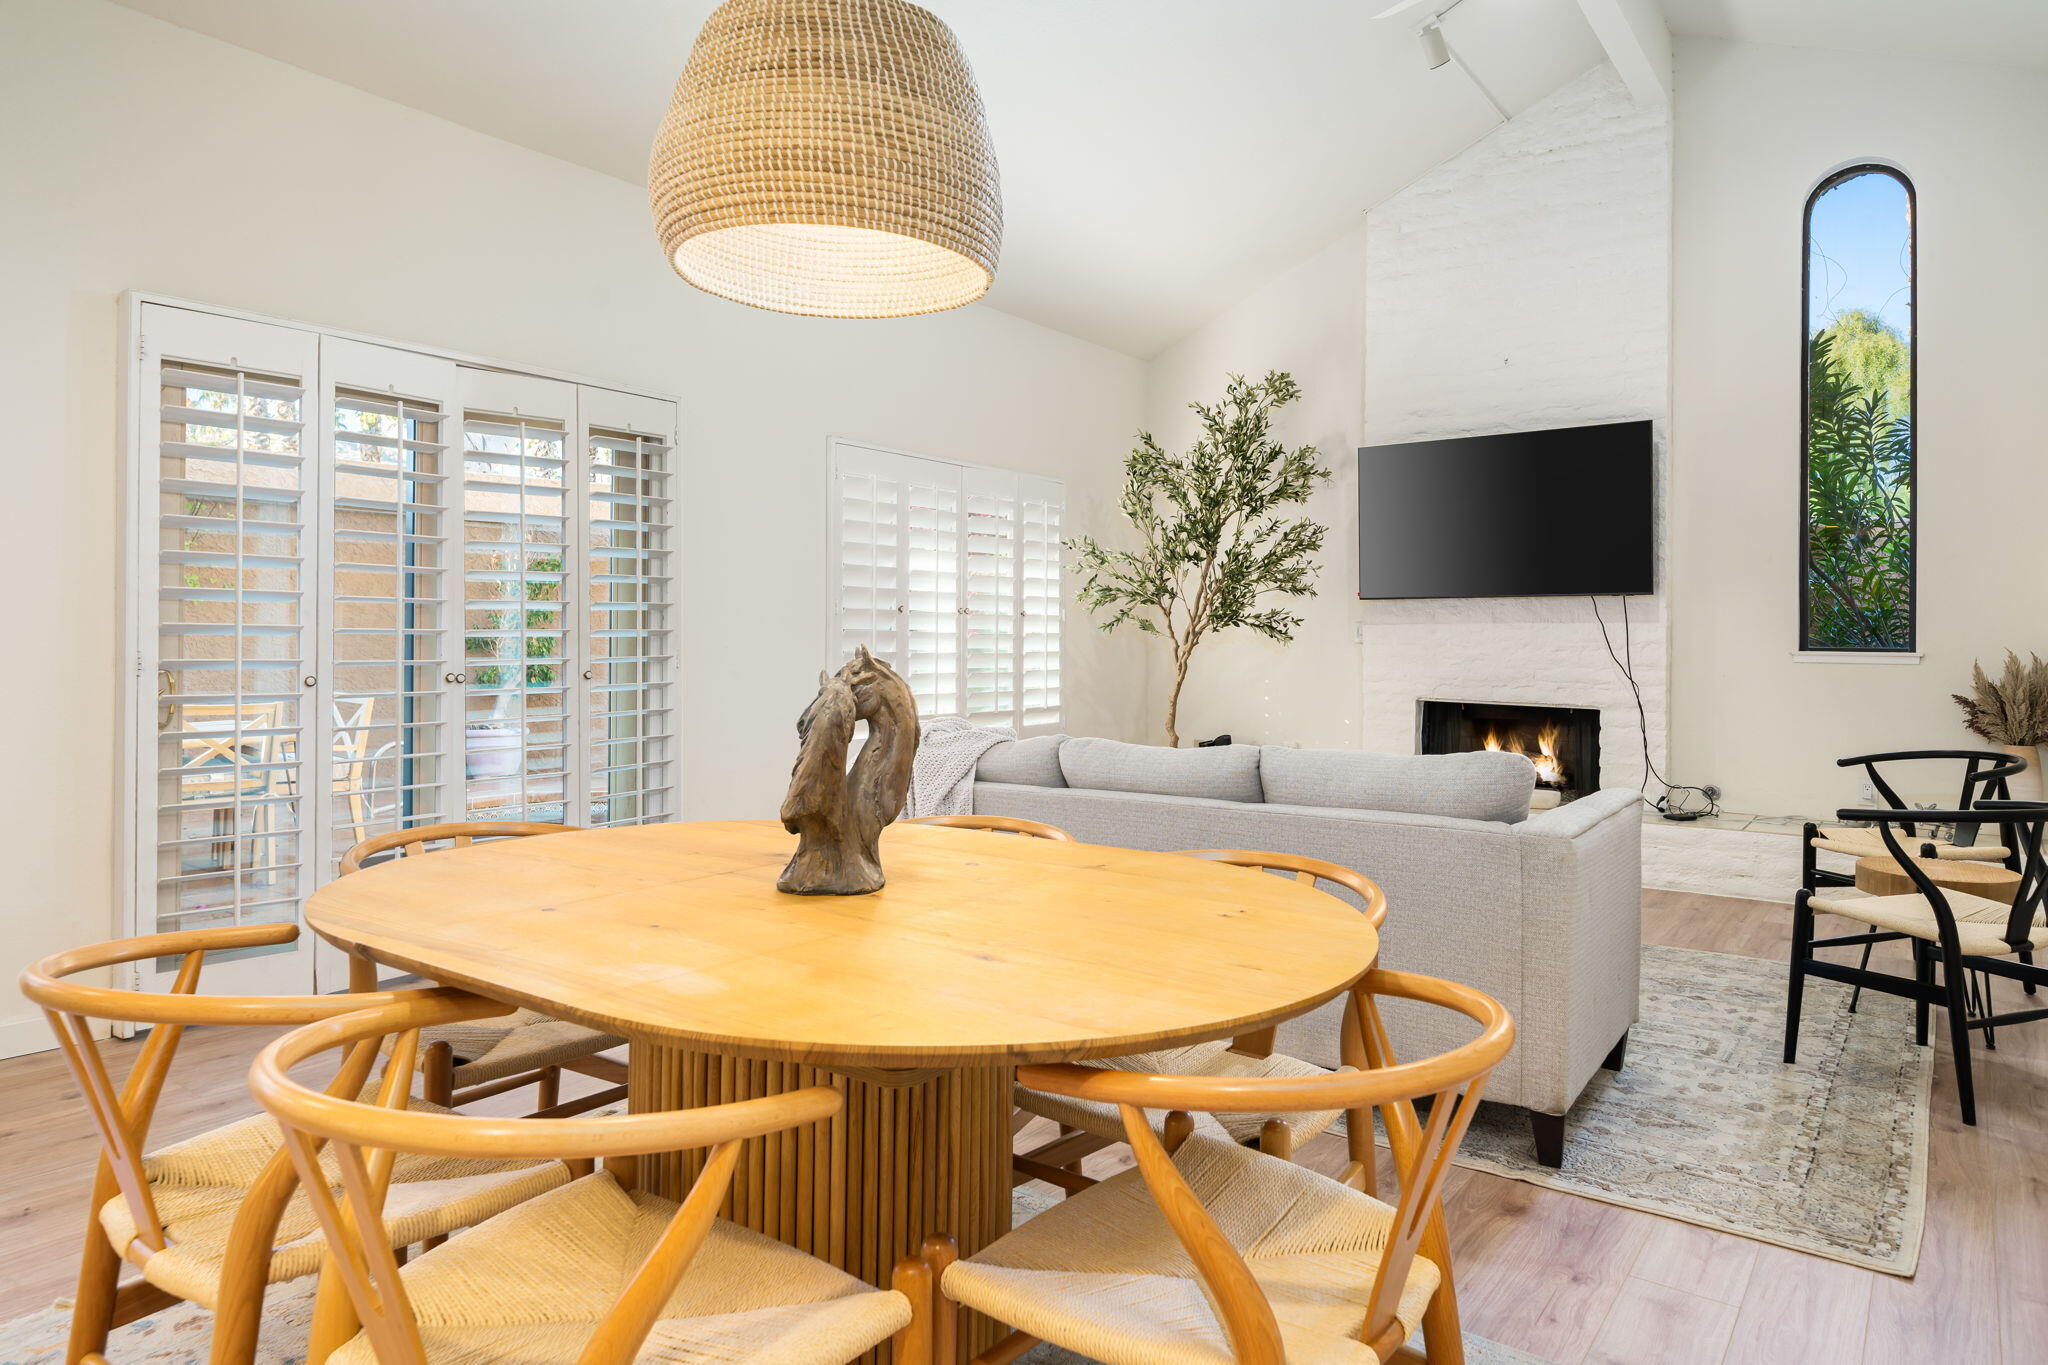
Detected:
[{"left": 778, "top": 646, "right": 919, "bottom": 894}]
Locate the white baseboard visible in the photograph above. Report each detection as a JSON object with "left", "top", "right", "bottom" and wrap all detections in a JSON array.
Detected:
[{"left": 0, "top": 1011, "right": 105, "bottom": 1060}]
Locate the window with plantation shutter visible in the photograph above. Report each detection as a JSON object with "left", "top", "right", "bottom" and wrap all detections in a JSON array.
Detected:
[
  {"left": 831, "top": 441, "right": 1062, "bottom": 732},
  {"left": 124, "top": 297, "right": 678, "bottom": 996}
]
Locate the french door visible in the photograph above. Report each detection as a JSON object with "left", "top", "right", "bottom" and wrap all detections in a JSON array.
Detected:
[
  {"left": 133, "top": 307, "right": 321, "bottom": 994},
  {"left": 125, "top": 299, "right": 678, "bottom": 995}
]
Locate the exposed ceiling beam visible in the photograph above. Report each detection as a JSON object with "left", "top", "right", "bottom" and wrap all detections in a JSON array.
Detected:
[{"left": 1575, "top": 0, "right": 1672, "bottom": 104}]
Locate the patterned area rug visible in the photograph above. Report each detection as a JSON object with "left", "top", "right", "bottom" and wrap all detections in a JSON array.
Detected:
[
  {"left": 0, "top": 1187, "right": 1549, "bottom": 1363},
  {"left": 1443, "top": 944, "right": 1930, "bottom": 1276}
]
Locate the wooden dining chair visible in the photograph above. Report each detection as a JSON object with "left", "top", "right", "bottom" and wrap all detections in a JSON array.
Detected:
[
  {"left": 339, "top": 822, "right": 629, "bottom": 1119},
  {"left": 1013, "top": 850, "right": 1389, "bottom": 1189},
  {"left": 926, "top": 967, "right": 1511, "bottom": 1365},
  {"left": 248, "top": 989, "right": 934, "bottom": 1365},
  {"left": 905, "top": 813, "right": 1075, "bottom": 840},
  {"left": 17, "top": 925, "right": 575, "bottom": 1365}
]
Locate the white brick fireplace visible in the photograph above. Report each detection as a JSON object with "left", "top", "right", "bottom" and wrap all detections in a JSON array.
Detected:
[{"left": 1360, "top": 64, "right": 1672, "bottom": 796}]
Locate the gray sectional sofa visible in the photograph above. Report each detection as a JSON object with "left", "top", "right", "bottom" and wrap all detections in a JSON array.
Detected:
[{"left": 970, "top": 735, "right": 1643, "bottom": 1166}]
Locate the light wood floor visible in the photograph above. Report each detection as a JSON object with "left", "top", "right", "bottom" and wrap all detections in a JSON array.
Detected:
[{"left": 3, "top": 889, "right": 2043, "bottom": 1363}]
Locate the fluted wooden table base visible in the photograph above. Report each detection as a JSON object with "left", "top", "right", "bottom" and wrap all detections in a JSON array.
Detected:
[{"left": 631, "top": 1042, "right": 1012, "bottom": 1363}]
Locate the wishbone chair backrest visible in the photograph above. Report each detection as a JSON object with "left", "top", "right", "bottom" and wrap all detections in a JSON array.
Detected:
[
  {"left": 250, "top": 991, "right": 846, "bottom": 1365},
  {"left": 906, "top": 814, "right": 1074, "bottom": 841},
  {"left": 1017, "top": 968, "right": 1512, "bottom": 1364},
  {"left": 17, "top": 924, "right": 443, "bottom": 1264},
  {"left": 338, "top": 820, "right": 574, "bottom": 876}
]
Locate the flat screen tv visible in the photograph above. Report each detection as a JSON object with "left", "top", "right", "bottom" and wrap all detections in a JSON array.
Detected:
[{"left": 1356, "top": 419, "right": 1653, "bottom": 599}]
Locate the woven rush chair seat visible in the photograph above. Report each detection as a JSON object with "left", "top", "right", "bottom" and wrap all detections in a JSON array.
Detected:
[
  {"left": 98, "top": 1100, "right": 570, "bottom": 1308},
  {"left": 1811, "top": 826, "right": 2010, "bottom": 862},
  {"left": 947, "top": 1134, "right": 1438, "bottom": 1365},
  {"left": 1809, "top": 889, "right": 2048, "bottom": 957},
  {"left": 327, "top": 1172, "right": 911, "bottom": 1365},
  {"left": 424, "top": 1008, "right": 626, "bottom": 1088},
  {"left": 1015, "top": 1042, "right": 1351, "bottom": 1149},
  {"left": 1016, "top": 848, "right": 1387, "bottom": 1177},
  {"left": 342, "top": 822, "right": 627, "bottom": 1114}
]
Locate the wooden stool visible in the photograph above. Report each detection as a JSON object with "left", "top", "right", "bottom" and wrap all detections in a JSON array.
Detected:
[{"left": 1854, "top": 853, "right": 2021, "bottom": 904}]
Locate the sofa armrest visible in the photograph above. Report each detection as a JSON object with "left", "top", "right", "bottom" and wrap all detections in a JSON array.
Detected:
[
  {"left": 1517, "top": 786, "right": 1643, "bottom": 840},
  {"left": 1512, "top": 787, "right": 1644, "bottom": 1114}
]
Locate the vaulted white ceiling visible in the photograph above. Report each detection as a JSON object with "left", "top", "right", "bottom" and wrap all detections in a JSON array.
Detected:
[
  {"left": 107, "top": 0, "right": 1607, "bottom": 356},
  {"left": 107, "top": 0, "right": 2048, "bottom": 356}
]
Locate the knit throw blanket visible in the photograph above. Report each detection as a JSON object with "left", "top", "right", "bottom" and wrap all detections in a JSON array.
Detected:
[{"left": 905, "top": 717, "right": 1016, "bottom": 817}]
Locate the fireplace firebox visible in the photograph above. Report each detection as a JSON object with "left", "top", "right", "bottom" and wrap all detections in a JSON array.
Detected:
[{"left": 1418, "top": 699, "right": 1601, "bottom": 804}]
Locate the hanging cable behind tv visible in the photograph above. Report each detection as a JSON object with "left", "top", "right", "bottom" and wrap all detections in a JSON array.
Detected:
[{"left": 1589, "top": 595, "right": 1721, "bottom": 821}]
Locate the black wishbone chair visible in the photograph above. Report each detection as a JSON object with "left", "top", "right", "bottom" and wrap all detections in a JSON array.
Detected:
[
  {"left": 1802, "top": 749, "right": 2029, "bottom": 1013},
  {"left": 1805, "top": 750, "right": 2023, "bottom": 879},
  {"left": 1787, "top": 800, "right": 2048, "bottom": 1125}
]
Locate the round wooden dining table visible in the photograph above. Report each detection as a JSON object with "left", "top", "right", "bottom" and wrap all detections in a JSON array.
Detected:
[{"left": 307, "top": 819, "right": 1380, "bottom": 1361}]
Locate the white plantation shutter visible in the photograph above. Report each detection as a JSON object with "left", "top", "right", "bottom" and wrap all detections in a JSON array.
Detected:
[
  {"left": 581, "top": 388, "right": 677, "bottom": 827},
  {"left": 134, "top": 305, "right": 319, "bottom": 994},
  {"left": 831, "top": 441, "right": 1062, "bottom": 732},
  {"left": 835, "top": 453, "right": 904, "bottom": 668},
  {"left": 459, "top": 369, "right": 576, "bottom": 824},
  {"left": 903, "top": 461, "right": 963, "bottom": 715},
  {"left": 832, "top": 443, "right": 964, "bottom": 715},
  {"left": 962, "top": 468, "right": 1018, "bottom": 720},
  {"left": 320, "top": 339, "right": 460, "bottom": 876},
  {"left": 1018, "top": 476, "right": 1064, "bottom": 725},
  {"left": 125, "top": 297, "right": 679, "bottom": 995}
]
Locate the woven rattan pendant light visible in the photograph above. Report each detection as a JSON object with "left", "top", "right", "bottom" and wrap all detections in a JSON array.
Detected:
[{"left": 650, "top": 0, "right": 1002, "bottom": 319}]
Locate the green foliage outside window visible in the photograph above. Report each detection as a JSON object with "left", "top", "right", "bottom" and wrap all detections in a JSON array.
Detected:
[
  {"left": 1804, "top": 326, "right": 1913, "bottom": 650},
  {"left": 466, "top": 553, "right": 562, "bottom": 688}
]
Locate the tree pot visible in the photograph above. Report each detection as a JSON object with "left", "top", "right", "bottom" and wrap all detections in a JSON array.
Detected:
[
  {"left": 466, "top": 723, "right": 525, "bottom": 780},
  {"left": 1999, "top": 744, "right": 2044, "bottom": 801}
]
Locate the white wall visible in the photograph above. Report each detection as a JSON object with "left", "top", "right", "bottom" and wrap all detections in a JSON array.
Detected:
[
  {"left": 1141, "top": 230, "right": 1366, "bottom": 748},
  {"left": 1670, "top": 39, "right": 2048, "bottom": 815},
  {"left": 1361, "top": 62, "right": 1672, "bottom": 793},
  {"left": 1140, "top": 63, "right": 1673, "bottom": 784},
  {"left": 0, "top": 0, "right": 1146, "bottom": 1055}
]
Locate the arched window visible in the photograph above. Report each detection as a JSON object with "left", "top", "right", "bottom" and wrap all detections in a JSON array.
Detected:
[{"left": 1802, "top": 164, "right": 1915, "bottom": 652}]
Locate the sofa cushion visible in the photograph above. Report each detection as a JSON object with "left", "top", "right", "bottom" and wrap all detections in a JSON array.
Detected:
[
  {"left": 975, "top": 734, "right": 1068, "bottom": 787},
  {"left": 1259, "top": 747, "right": 1535, "bottom": 824},
  {"left": 1058, "top": 737, "right": 1264, "bottom": 803}
]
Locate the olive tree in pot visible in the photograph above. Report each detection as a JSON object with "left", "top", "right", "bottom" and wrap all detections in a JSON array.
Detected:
[{"left": 1067, "top": 371, "right": 1331, "bottom": 747}]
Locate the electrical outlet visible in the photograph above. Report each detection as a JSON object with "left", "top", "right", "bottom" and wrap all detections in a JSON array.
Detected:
[
  {"left": 1702, "top": 785, "right": 1721, "bottom": 804},
  {"left": 1861, "top": 780, "right": 1878, "bottom": 804}
]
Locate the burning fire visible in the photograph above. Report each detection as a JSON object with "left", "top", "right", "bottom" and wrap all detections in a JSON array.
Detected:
[{"left": 1484, "top": 722, "right": 1565, "bottom": 786}]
